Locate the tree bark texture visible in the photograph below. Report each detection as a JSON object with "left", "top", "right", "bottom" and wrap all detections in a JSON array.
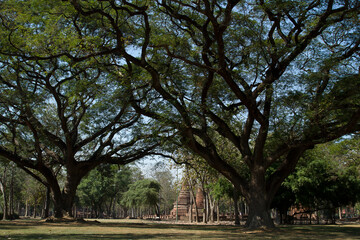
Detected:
[{"left": 245, "top": 193, "right": 274, "bottom": 228}]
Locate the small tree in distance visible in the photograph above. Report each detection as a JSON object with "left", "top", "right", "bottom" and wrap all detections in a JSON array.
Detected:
[
  {"left": 77, "top": 164, "right": 135, "bottom": 218},
  {"left": 121, "top": 179, "right": 161, "bottom": 218},
  {"left": 153, "top": 166, "right": 177, "bottom": 216}
]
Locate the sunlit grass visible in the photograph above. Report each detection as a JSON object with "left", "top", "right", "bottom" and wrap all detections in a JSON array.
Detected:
[{"left": 0, "top": 219, "right": 359, "bottom": 239}]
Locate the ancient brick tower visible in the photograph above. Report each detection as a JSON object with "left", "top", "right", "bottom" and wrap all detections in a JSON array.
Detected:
[
  {"left": 170, "top": 183, "right": 204, "bottom": 220},
  {"left": 170, "top": 183, "right": 190, "bottom": 219}
]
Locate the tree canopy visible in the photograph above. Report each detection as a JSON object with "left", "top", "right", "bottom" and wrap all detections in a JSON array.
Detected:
[
  {"left": 0, "top": 0, "right": 359, "bottom": 228},
  {"left": 0, "top": 0, "right": 165, "bottom": 217}
]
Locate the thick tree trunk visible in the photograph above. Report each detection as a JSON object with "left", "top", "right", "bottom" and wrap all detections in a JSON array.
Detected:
[
  {"left": 51, "top": 193, "right": 76, "bottom": 218},
  {"left": 243, "top": 167, "right": 275, "bottom": 229},
  {"left": 50, "top": 172, "right": 82, "bottom": 218},
  {"left": 52, "top": 192, "right": 77, "bottom": 218},
  {"left": 245, "top": 190, "right": 274, "bottom": 228},
  {"left": 242, "top": 148, "right": 307, "bottom": 228}
]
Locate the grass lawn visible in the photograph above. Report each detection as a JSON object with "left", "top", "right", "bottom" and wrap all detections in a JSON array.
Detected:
[{"left": 0, "top": 219, "right": 360, "bottom": 240}]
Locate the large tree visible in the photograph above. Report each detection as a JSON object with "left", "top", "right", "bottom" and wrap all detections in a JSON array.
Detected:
[
  {"left": 0, "top": 1, "right": 165, "bottom": 217},
  {"left": 1, "top": 0, "right": 359, "bottom": 228},
  {"left": 0, "top": 56, "right": 161, "bottom": 217}
]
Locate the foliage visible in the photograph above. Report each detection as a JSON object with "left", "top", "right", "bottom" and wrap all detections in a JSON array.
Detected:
[
  {"left": 77, "top": 164, "right": 135, "bottom": 216},
  {"left": 287, "top": 138, "right": 360, "bottom": 211},
  {"left": 0, "top": 158, "right": 28, "bottom": 219},
  {"left": 272, "top": 137, "right": 360, "bottom": 218},
  {"left": 209, "top": 177, "right": 234, "bottom": 202},
  {"left": 0, "top": 0, "right": 359, "bottom": 228},
  {"left": 0, "top": 0, "right": 165, "bottom": 217},
  {"left": 121, "top": 179, "right": 161, "bottom": 214},
  {"left": 152, "top": 167, "right": 176, "bottom": 215}
]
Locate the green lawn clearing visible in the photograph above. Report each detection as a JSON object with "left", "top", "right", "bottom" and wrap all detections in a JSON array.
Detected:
[{"left": 0, "top": 219, "right": 359, "bottom": 239}]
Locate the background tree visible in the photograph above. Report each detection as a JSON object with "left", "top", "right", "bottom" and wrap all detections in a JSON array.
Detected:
[
  {"left": 121, "top": 179, "right": 161, "bottom": 218},
  {"left": 77, "top": 164, "right": 134, "bottom": 218},
  {"left": 174, "top": 130, "right": 248, "bottom": 224},
  {"left": 271, "top": 136, "right": 360, "bottom": 224},
  {"left": 209, "top": 177, "right": 241, "bottom": 224},
  {"left": 270, "top": 184, "right": 296, "bottom": 224},
  {"left": 26, "top": 180, "right": 47, "bottom": 218},
  {"left": 287, "top": 138, "right": 360, "bottom": 222},
  {"left": 152, "top": 166, "right": 176, "bottom": 216},
  {"left": 180, "top": 151, "right": 220, "bottom": 223},
  {"left": 0, "top": 158, "right": 23, "bottom": 220}
]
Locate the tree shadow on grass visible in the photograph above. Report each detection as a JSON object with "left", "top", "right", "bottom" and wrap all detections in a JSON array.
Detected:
[
  {"left": 0, "top": 233, "right": 256, "bottom": 240},
  {"left": 0, "top": 221, "right": 252, "bottom": 239},
  {"left": 5, "top": 229, "right": 360, "bottom": 240},
  {"left": 94, "top": 222, "right": 243, "bottom": 232},
  {"left": 0, "top": 221, "right": 32, "bottom": 230},
  {"left": 1, "top": 220, "right": 243, "bottom": 232},
  {"left": 1, "top": 220, "right": 360, "bottom": 239},
  {"left": 280, "top": 225, "right": 360, "bottom": 239}
]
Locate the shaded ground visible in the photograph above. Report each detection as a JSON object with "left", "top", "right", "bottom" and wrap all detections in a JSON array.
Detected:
[{"left": 0, "top": 218, "right": 359, "bottom": 239}]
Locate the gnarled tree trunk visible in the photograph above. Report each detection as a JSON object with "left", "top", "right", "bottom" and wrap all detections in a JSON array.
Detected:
[
  {"left": 49, "top": 170, "right": 85, "bottom": 218},
  {"left": 245, "top": 193, "right": 274, "bottom": 228}
]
